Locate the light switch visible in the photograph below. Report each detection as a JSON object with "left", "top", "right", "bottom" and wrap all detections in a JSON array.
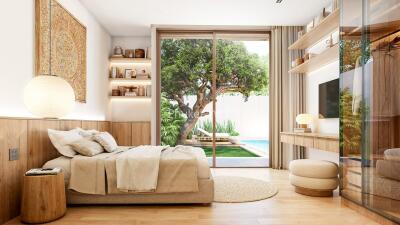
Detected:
[{"left": 9, "top": 148, "right": 19, "bottom": 161}]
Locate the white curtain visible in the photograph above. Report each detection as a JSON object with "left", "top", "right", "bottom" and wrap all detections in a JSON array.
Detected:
[{"left": 269, "top": 26, "right": 305, "bottom": 169}]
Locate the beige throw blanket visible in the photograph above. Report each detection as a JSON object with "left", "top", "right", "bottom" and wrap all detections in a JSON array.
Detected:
[
  {"left": 69, "top": 150, "right": 124, "bottom": 195},
  {"left": 116, "top": 145, "right": 167, "bottom": 192},
  {"left": 69, "top": 146, "right": 199, "bottom": 195}
]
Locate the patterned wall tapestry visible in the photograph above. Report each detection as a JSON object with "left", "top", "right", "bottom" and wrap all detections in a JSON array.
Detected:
[{"left": 35, "top": 0, "right": 87, "bottom": 102}]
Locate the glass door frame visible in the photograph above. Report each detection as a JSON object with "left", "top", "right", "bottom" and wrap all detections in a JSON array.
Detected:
[{"left": 155, "top": 28, "right": 271, "bottom": 167}]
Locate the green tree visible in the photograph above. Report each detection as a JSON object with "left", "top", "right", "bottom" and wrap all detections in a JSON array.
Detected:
[
  {"left": 160, "top": 96, "right": 185, "bottom": 146},
  {"left": 161, "top": 39, "right": 268, "bottom": 143}
]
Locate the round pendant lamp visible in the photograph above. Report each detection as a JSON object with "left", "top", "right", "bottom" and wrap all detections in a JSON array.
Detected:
[
  {"left": 24, "top": 75, "right": 75, "bottom": 118},
  {"left": 24, "top": 2, "right": 75, "bottom": 119}
]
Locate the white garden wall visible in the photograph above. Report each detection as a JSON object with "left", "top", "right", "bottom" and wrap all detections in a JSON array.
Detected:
[{"left": 185, "top": 95, "right": 269, "bottom": 139}]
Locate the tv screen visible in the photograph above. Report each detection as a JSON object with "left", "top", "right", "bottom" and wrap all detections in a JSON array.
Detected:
[{"left": 319, "top": 79, "right": 339, "bottom": 118}]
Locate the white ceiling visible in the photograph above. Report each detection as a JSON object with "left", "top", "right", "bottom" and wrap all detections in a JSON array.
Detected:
[{"left": 79, "top": 0, "right": 331, "bottom": 36}]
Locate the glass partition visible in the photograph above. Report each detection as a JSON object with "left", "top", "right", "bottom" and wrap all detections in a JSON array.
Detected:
[{"left": 340, "top": 0, "right": 400, "bottom": 223}]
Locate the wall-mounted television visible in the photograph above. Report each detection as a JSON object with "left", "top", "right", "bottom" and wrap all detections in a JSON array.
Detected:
[{"left": 319, "top": 78, "right": 339, "bottom": 119}]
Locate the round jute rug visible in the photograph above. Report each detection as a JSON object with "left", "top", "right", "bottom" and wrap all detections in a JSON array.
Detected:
[{"left": 213, "top": 176, "right": 278, "bottom": 203}]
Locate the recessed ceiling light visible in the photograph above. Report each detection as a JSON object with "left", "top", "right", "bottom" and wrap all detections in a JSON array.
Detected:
[{"left": 276, "top": 0, "right": 283, "bottom": 3}]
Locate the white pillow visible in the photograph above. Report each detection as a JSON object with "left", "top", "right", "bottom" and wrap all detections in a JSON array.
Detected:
[
  {"left": 75, "top": 128, "right": 100, "bottom": 138},
  {"left": 69, "top": 138, "right": 104, "bottom": 156},
  {"left": 93, "top": 132, "right": 118, "bottom": 152},
  {"left": 384, "top": 148, "right": 400, "bottom": 161},
  {"left": 48, "top": 129, "right": 83, "bottom": 157}
]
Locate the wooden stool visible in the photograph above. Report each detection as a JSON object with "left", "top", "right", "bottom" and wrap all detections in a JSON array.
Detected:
[
  {"left": 21, "top": 172, "right": 66, "bottom": 223},
  {"left": 294, "top": 186, "right": 333, "bottom": 197}
]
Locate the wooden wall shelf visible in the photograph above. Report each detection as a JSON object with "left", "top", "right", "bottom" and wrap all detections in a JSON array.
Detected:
[
  {"left": 289, "top": 9, "right": 339, "bottom": 50},
  {"left": 110, "top": 96, "right": 151, "bottom": 99},
  {"left": 289, "top": 44, "right": 339, "bottom": 74},
  {"left": 109, "top": 78, "right": 151, "bottom": 82},
  {"left": 110, "top": 57, "right": 151, "bottom": 64},
  {"left": 280, "top": 131, "right": 339, "bottom": 153}
]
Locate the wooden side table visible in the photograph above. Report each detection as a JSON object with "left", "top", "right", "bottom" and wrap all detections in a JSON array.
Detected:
[{"left": 21, "top": 172, "right": 66, "bottom": 223}]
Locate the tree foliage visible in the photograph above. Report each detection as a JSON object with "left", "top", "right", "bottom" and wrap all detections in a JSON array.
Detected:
[{"left": 160, "top": 96, "right": 185, "bottom": 146}]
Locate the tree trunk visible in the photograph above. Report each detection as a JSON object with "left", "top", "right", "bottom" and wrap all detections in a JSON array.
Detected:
[
  {"left": 175, "top": 86, "right": 229, "bottom": 144},
  {"left": 178, "top": 117, "right": 200, "bottom": 144}
]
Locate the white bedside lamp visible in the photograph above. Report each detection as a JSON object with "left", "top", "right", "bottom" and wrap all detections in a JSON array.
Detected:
[{"left": 295, "top": 114, "right": 313, "bottom": 133}]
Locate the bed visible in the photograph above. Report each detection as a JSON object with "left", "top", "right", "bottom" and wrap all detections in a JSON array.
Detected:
[
  {"left": 43, "top": 147, "right": 214, "bottom": 204},
  {"left": 43, "top": 128, "right": 214, "bottom": 204}
]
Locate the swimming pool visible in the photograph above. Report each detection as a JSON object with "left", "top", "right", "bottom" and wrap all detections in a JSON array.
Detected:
[{"left": 241, "top": 140, "right": 269, "bottom": 152}]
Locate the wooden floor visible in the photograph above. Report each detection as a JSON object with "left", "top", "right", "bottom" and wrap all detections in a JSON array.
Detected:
[{"left": 6, "top": 168, "right": 380, "bottom": 225}]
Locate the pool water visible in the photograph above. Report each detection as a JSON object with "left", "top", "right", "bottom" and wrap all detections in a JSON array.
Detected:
[{"left": 241, "top": 140, "right": 269, "bottom": 152}]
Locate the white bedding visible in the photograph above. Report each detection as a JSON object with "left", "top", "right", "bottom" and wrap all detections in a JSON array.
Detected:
[
  {"left": 384, "top": 148, "right": 400, "bottom": 161},
  {"left": 43, "top": 146, "right": 211, "bottom": 184}
]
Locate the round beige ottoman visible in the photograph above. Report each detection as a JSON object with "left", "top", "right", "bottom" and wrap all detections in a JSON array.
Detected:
[{"left": 289, "top": 159, "right": 339, "bottom": 197}]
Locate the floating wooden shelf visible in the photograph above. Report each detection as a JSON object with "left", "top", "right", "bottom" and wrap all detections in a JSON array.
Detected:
[
  {"left": 289, "top": 9, "right": 339, "bottom": 50},
  {"left": 110, "top": 96, "right": 151, "bottom": 99},
  {"left": 289, "top": 44, "right": 339, "bottom": 74},
  {"left": 109, "top": 78, "right": 151, "bottom": 82},
  {"left": 110, "top": 57, "right": 151, "bottom": 63}
]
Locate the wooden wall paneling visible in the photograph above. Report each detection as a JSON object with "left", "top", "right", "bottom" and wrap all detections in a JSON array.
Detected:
[
  {"left": 111, "top": 122, "right": 132, "bottom": 146},
  {"left": 0, "top": 120, "right": 4, "bottom": 224},
  {"left": 0, "top": 119, "right": 28, "bottom": 225},
  {"left": 0, "top": 118, "right": 122, "bottom": 224},
  {"left": 97, "top": 121, "right": 111, "bottom": 133},
  {"left": 393, "top": 116, "right": 400, "bottom": 147},
  {"left": 27, "top": 120, "right": 60, "bottom": 169},
  {"left": 81, "top": 121, "right": 99, "bottom": 130},
  {"left": 131, "top": 122, "right": 151, "bottom": 146},
  {"left": 59, "top": 120, "right": 82, "bottom": 131}
]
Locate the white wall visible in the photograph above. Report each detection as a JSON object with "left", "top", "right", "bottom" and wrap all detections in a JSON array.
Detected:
[
  {"left": 306, "top": 61, "right": 339, "bottom": 164},
  {"left": 112, "top": 37, "right": 151, "bottom": 54},
  {"left": 186, "top": 95, "right": 269, "bottom": 139},
  {"left": 303, "top": 29, "right": 340, "bottom": 164},
  {"left": 109, "top": 36, "right": 152, "bottom": 122},
  {"left": 0, "top": 0, "right": 111, "bottom": 120}
]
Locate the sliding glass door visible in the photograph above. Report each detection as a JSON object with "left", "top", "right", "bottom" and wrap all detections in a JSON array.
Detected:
[
  {"left": 159, "top": 31, "right": 269, "bottom": 167},
  {"left": 213, "top": 33, "right": 269, "bottom": 167}
]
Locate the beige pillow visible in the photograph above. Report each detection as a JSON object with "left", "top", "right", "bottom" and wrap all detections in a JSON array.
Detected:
[
  {"left": 48, "top": 129, "right": 82, "bottom": 157},
  {"left": 93, "top": 132, "right": 118, "bottom": 152},
  {"left": 69, "top": 138, "right": 104, "bottom": 156}
]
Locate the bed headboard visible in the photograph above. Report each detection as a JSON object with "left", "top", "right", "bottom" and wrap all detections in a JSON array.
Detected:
[
  {"left": 0, "top": 118, "right": 150, "bottom": 224},
  {"left": 26, "top": 119, "right": 112, "bottom": 168}
]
